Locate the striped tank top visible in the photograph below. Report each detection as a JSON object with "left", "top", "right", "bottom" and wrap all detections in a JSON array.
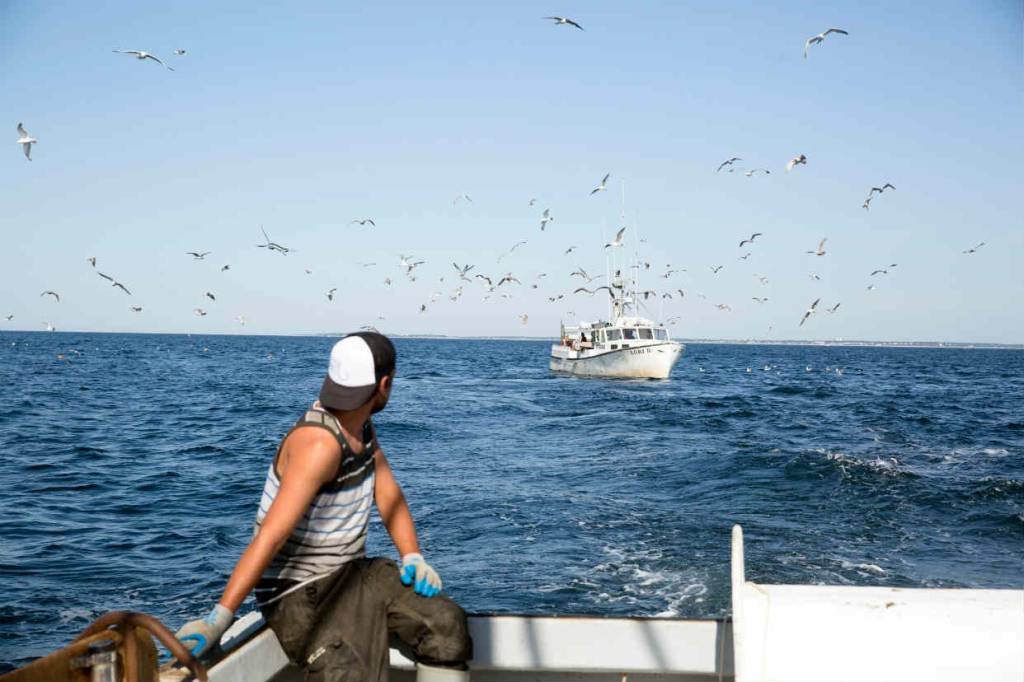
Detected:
[{"left": 253, "top": 403, "right": 377, "bottom": 605}]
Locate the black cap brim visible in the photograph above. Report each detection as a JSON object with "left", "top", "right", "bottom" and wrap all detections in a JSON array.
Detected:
[{"left": 319, "top": 376, "right": 378, "bottom": 411}]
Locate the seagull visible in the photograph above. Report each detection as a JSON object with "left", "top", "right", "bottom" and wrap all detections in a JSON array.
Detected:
[
  {"left": 497, "top": 273, "right": 521, "bottom": 287},
  {"left": 574, "top": 286, "right": 614, "bottom": 298},
  {"left": 667, "top": 316, "right": 681, "bottom": 325},
  {"left": 256, "top": 226, "right": 292, "bottom": 255},
  {"left": 717, "top": 157, "right": 741, "bottom": 173},
  {"left": 807, "top": 238, "right": 827, "bottom": 256},
  {"left": 738, "top": 253, "right": 751, "bottom": 261},
  {"left": 384, "top": 277, "right": 392, "bottom": 286},
  {"left": 739, "top": 233, "right": 763, "bottom": 248},
  {"left": 963, "top": 242, "right": 985, "bottom": 254},
  {"left": 453, "top": 263, "right": 475, "bottom": 280},
  {"left": 786, "top": 154, "right": 807, "bottom": 172},
  {"left": 221, "top": 264, "right": 230, "bottom": 272},
  {"left": 236, "top": 315, "right": 247, "bottom": 326},
  {"left": 350, "top": 218, "right": 376, "bottom": 227},
  {"left": 548, "top": 294, "right": 564, "bottom": 302},
  {"left": 755, "top": 275, "right": 769, "bottom": 285},
  {"left": 40, "top": 290, "right": 60, "bottom": 302},
  {"left": 304, "top": 268, "right": 313, "bottom": 275},
  {"left": 590, "top": 173, "right": 610, "bottom": 195},
  {"left": 113, "top": 49, "right": 174, "bottom": 70},
  {"left": 870, "top": 268, "right": 889, "bottom": 276},
  {"left": 528, "top": 198, "right": 537, "bottom": 206},
  {"left": 44, "top": 322, "right": 55, "bottom": 332},
  {"left": 752, "top": 296, "right": 769, "bottom": 304},
  {"left": 475, "top": 274, "right": 493, "bottom": 286},
  {"left": 540, "top": 209, "right": 553, "bottom": 231},
  {"left": 604, "top": 226, "right": 626, "bottom": 249},
  {"left": 866, "top": 284, "right": 876, "bottom": 291},
  {"left": 130, "top": 306, "right": 143, "bottom": 312},
  {"left": 862, "top": 195, "right": 873, "bottom": 210},
  {"left": 715, "top": 303, "right": 732, "bottom": 312},
  {"left": 799, "top": 298, "right": 821, "bottom": 326},
  {"left": 804, "top": 28, "right": 848, "bottom": 59},
  {"left": 205, "top": 291, "right": 216, "bottom": 301},
  {"left": 4, "top": 314, "right": 12, "bottom": 321},
  {"left": 564, "top": 245, "right": 577, "bottom": 255},
  {"left": 173, "top": 49, "right": 187, "bottom": 56},
  {"left": 662, "top": 293, "right": 673, "bottom": 300},
  {"left": 676, "top": 289, "right": 686, "bottom": 298},
  {"left": 419, "top": 304, "right": 427, "bottom": 314},
  {"left": 358, "top": 262, "right": 376, "bottom": 268},
  {"left": 745, "top": 168, "right": 770, "bottom": 176},
  {"left": 710, "top": 265, "right": 724, "bottom": 274},
  {"left": 87, "top": 256, "right": 96, "bottom": 267},
  {"left": 809, "top": 272, "right": 821, "bottom": 280},
  {"left": 570, "top": 267, "right": 603, "bottom": 283},
  {"left": 453, "top": 193, "right": 472, "bottom": 205},
  {"left": 187, "top": 251, "right": 211, "bottom": 260},
  {"left": 869, "top": 183, "right": 896, "bottom": 195},
  {"left": 194, "top": 308, "right": 207, "bottom": 317},
  {"left": 499, "top": 241, "right": 527, "bottom": 262},
  {"left": 110, "top": 279, "right": 132, "bottom": 295},
  {"left": 519, "top": 314, "right": 529, "bottom": 325},
  {"left": 827, "top": 302, "right": 841, "bottom": 314},
  {"left": 16, "top": 123, "right": 36, "bottom": 161},
  {"left": 326, "top": 288, "right": 337, "bottom": 301},
  {"left": 544, "top": 16, "right": 584, "bottom": 30}
]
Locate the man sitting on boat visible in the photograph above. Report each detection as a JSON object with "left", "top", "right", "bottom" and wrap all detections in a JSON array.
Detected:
[{"left": 175, "top": 332, "right": 472, "bottom": 681}]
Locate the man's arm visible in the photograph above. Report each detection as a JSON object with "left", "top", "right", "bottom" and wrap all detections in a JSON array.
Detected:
[
  {"left": 217, "top": 428, "right": 340, "bottom": 611},
  {"left": 374, "top": 446, "right": 420, "bottom": 557}
]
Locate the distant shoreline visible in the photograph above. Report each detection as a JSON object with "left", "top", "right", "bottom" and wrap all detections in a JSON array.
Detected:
[{"left": 2, "top": 329, "right": 1021, "bottom": 350}]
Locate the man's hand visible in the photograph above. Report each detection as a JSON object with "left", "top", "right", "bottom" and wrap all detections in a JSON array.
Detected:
[
  {"left": 175, "top": 604, "right": 234, "bottom": 657},
  {"left": 400, "top": 553, "right": 443, "bottom": 597}
]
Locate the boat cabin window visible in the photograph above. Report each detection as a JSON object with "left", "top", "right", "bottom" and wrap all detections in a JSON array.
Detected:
[
  {"left": 596, "top": 330, "right": 605, "bottom": 343},
  {"left": 639, "top": 328, "right": 653, "bottom": 340},
  {"left": 655, "top": 328, "right": 668, "bottom": 340},
  {"left": 622, "top": 329, "right": 637, "bottom": 340},
  {"left": 607, "top": 329, "right": 622, "bottom": 341}
]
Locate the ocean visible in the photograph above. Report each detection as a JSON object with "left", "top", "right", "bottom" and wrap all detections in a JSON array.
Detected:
[{"left": 1, "top": 332, "right": 1021, "bottom": 669}]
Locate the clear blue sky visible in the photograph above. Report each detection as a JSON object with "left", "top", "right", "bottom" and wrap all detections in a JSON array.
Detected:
[{"left": 2, "top": 1, "right": 1021, "bottom": 342}]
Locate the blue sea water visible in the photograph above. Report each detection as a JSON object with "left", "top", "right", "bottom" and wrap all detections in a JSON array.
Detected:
[{"left": 0, "top": 332, "right": 1022, "bottom": 669}]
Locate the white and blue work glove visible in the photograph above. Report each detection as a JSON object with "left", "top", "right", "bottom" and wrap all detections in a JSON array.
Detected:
[
  {"left": 175, "top": 604, "right": 234, "bottom": 657},
  {"left": 400, "top": 553, "right": 443, "bottom": 598}
]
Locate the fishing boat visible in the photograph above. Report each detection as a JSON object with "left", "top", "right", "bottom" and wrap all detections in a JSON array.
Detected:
[
  {"left": 152, "top": 525, "right": 1021, "bottom": 681},
  {"left": 551, "top": 267, "right": 683, "bottom": 379},
  {"left": 6, "top": 525, "right": 1022, "bottom": 681}
]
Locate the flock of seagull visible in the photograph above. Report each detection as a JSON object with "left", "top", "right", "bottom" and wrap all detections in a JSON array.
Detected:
[{"left": 7, "top": 19, "right": 991, "bottom": 338}]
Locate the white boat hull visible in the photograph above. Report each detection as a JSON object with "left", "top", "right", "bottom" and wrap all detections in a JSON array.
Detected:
[{"left": 550, "top": 342, "right": 683, "bottom": 379}]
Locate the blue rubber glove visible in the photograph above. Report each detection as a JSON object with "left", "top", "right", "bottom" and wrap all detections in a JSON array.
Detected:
[
  {"left": 400, "top": 553, "right": 443, "bottom": 597},
  {"left": 175, "top": 604, "right": 234, "bottom": 657}
]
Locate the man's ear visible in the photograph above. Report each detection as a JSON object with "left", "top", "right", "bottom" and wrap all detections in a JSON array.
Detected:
[{"left": 378, "top": 374, "right": 391, "bottom": 394}]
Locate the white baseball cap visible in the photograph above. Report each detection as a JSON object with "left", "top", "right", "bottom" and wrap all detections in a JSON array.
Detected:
[{"left": 318, "top": 335, "right": 381, "bottom": 410}]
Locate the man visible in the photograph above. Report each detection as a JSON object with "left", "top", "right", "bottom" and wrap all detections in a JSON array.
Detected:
[{"left": 176, "top": 332, "right": 472, "bottom": 681}]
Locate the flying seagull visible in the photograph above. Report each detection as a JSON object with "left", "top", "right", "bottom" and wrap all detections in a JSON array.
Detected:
[
  {"left": 130, "top": 306, "right": 143, "bottom": 312},
  {"left": 827, "top": 302, "right": 841, "bottom": 314},
  {"left": 87, "top": 256, "right": 96, "bottom": 267},
  {"left": 739, "top": 232, "right": 763, "bottom": 248},
  {"left": 256, "top": 226, "right": 293, "bottom": 255},
  {"left": 519, "top": 314, "right": 529, "bottom": 325},
  {"left": 193, "top": 308, "right": 207, "bottom": 317},
  {"left": 16, "top": 123, "right": 36, "bottom": 161},
  {"left": 4, "top": 314, "right": 12, "bottom": 321},
  {"left": 869, "top": 183, "right": 896, "bottom": 195},
  {"left": 497, "top": 273, "right": 521, "bottom": 287},
  {"left": 963, "top": 242, "right": 985, "bottom": 254},
  {"left": 221, "top": 264, "right": 230, "bottom": 272},
  {"left": 807, "top": 238, "right": 827, "bottom": 256},
  {"left": 710, "top": 265, "right": 724, "bottom": 274},
  {"left": 187, "top": 251, "right": 211, "bottom": 260},
  {"left": 173, "top": 49, "right": 187, "bottom": 56},
  {"left": 540, "top": 209, "right": 553, "bottom": 231},
  {"left": 564, "top": 245, "right": 577, "bottom": 255},
  {"left": 799, "top": 298, "right": 821, "bottom": 326},
  {"left": 453, "top": 193, "right": 472, "bottom": 205},
  {"left": 752, "top": 297, "right": 768, "bottom": 304},
  {"left": 574, "top": 286, "right": 614, "bottom": 298},
  {"left": 205, "top": 291, "right": 216, "bottom": 301},
  {"left": 604, "top": 226, "right": 626, "bottom": 249},
  {"left": 786, "top": 154, "right": 807, "bottom": 172},
  {"left": 715, "top": 304, "right": 732, "bottom": 312},
  {"left": 544, "top": 16, "right": 584, "bottom": 30},
  {"left": 716, "top": 157, "right": 741, "bottom": 173},
  {"left": 590, "top": 173, "right": 610, "bottom": 195},
  {"left": 745, "top": 168, "right": 770, "bottom": 176},
  {"left": 350, "top": 218, "right": 376, "bottom": 227},
  {"left": 326, "top": 288, "right": 337, "bottom": 301},
  {"left": 453, "top": 263, "right": 475, "bottom": 280},
  {"left": 40, "top": 290, "right": 60, "bottom": 302},
  {"left": 804, "top": 28, "right": 848, "bottom": 59},
  {"left": 113, "top": 49, "right": 174, "bottom": 70}
]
